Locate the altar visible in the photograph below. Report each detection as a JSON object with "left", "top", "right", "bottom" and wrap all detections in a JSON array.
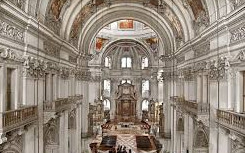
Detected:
[{"left": 115, "top": 83, "right": 137, "bottom": 122}]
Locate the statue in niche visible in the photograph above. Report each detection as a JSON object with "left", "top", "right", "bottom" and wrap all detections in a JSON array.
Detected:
[{"left": 46, "top": 127, "right": 58, "bottom": 145}]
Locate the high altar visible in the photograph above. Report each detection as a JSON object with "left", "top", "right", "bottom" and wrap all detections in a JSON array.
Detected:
[{"left": 115, "top": 83, "right": 137, "bottom": 122}]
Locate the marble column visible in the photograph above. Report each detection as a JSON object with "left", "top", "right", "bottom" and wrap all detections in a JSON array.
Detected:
[
  {"left": 235, "top": 71, "right": 243, "bottom": 112},
  {"left": 81, "top": 81, "right": 89, "bottom": 137},
  {"left": 75, "top": 105, "right": 82, "bottom": 153},
  {"left": 202, "top": 75, "right": 208, "bottom": 103},
  {"left": 59, "top": 111, "right": 69, "bottom": 153},
  {"left": 197, "top": 75, "right": 202, "bottom": 103}
]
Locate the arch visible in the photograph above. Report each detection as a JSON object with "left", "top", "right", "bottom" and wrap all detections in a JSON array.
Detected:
[{"left": 78, "top": 4, "right": 174, "bottom": 55}]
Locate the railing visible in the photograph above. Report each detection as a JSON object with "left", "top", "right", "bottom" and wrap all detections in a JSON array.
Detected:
[
  {"left": 2, "top": 105, "right": 38, "bottom": 132},
  {"left": 171, "top": 96, "right": 210, "bottom": 115},
  {"left": 217, "top": 109, "right": 245, "bottom": 130},
  {"left": 44, "top": 95, "right": 83, "bottom": 112}
]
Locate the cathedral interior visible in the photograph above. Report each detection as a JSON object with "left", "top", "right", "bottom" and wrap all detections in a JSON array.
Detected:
[{"left": 0, "top": 0, "right": 245, "bottom": 153}]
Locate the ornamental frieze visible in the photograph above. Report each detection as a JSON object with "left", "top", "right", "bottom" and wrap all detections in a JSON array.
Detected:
[
  {"left": 8, "top": 0, "right": 26, "bottom": 10},
  {"left": 193, "top": 61, "right": 207, "bottom": 73},
  {"left": 46, "top": 61, "right": 60, "bottom": 74},
  {"left": 43, "top": 41, "right": 60, "bottom": 57},
  {"left": 59, "top": 67, "right": 70, "bottom": 79},
  {"left": 230, "top": 24, "right": 245, "bottom": 43},
  {"left": 0, "top": 48, "right": 23, "bottom": 63},
  {"left": 194, "top": 41, "right": 210, "bottom": 58},
  {"left": 229, "top": 0, "right": 245, "bottom": 9},
  {"left": 208, "top": 57, "right": 230, "bottom": 81},
  {"left": 0, "top": 19, "right": 24, "bottom": 42},
  {"left": 22, "top": 56, "right": 47, "bottom": 78},
  {"left": 69, "top": 55, "right": 77, "bottom": 64}
]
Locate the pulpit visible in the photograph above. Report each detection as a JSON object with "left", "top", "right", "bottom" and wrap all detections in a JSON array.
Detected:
[{"left": 115, "top": 83, "right": 137, "bottom": 122}]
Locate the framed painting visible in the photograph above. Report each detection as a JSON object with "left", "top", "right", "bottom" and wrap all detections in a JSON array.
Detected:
[{"left": 118, "top": 19, "right": 134, "bottom": 30}]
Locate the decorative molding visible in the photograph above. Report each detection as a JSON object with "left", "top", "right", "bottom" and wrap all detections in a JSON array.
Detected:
[
  {"left": 46, "top": 61, "right": 60, "bottom": 74},
  {"left": 8, "top": 0, "right": 26, "bottom": 10},
  {"left": 0, "top": 19, "right": 24, "bottom": 42},
  {"left": 69, "top": 55, "right": 77, "bottom": 64},
  {"left": 59, "top": 67, "right": 70, "bottom": 79},
  {"left": 0, "top": 48, "right": 23, "bottom": 62},
  {"left": 230, "top": 24, "right": 245, "bottom": 43},
  {"left": 22, "top": 56, "right": 47, "bottom": 78},
  {"left": 80, "top": 54, "right": 94, "bottom": 61},
  {"left": 229, "top": 0, "right": 245, "bottom": 10},
  {"left": 194, "top": 41, "right": 210, "bottom": 58},
  {"left": 43, "top": 40, "right": 60, "bottom": 57},
  {"left": 193, "top": 61, "right": 207, "bottom": 73},
  {"left": 208, "top": 57, "right": 230, "bottom": 81}
]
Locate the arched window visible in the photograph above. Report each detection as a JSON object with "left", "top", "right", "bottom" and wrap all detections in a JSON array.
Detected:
[
  {"left": 142, "top": 100, "right": 149, "bottom": 111},
  {"left": 121, "top": 57, "right": 132, "bottom": 68},
  {"left": 105, "top": 56, "right": 111, "bottom": 68},
  {"left": 142, "top": 80, "right": 150, "bottom": 96},
  {"left": 103, "top": 99, "right": 111, "bottom": 110},
  {"left": 103, "top": 80, "right": 111, "bottom": 96},
  {"left": 142, "top": 57, "right": 149, "bottom": 69},
  {"left": 121, "top": 79, "right": 132, "bottom": 84}
]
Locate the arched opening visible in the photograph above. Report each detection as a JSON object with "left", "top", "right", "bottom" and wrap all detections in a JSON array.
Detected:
[{"left": 103, "top": 99, "right": 111, "bottom": 111}]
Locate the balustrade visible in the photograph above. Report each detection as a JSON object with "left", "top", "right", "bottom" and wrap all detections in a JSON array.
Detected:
[
  {"left": 217, "top": 109, "right": 245, "bottom": 130},
  {"left": 2, "top": 105, "right": 38, "bottom": 132},
  {"left": 170, "top": 96, "right": 209, "bottom": 115},
  {"left": 44, "top": 95, "right": 83, "bottom": 112}
]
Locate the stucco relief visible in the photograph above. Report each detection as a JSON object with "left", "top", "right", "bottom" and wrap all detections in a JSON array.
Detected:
[
  {"left": 8, "top": 0, "right": 26, "bottom": 10},
  {"left": 44, "top": 118, "right": 59, "bottom": 145},
  {"left": 208, "top": 57, "right": 230, "bottom": 80},
  {"left": 230, "top": 24, "right": 245, "bottom": 43},
  {"left": 229, "top": 0, "right": 245, "bottom": 9},
  {"left": 22, "top": 56, "right": 48, "bottom": 78},
  {"left": 43, "top": 40, "right": 60, "bottom": 57},
  {"left": 0, "top": 48, "right": 23, "bottom": 63},
  {"left": 0, "top": 20, "right": 24, "bottom": 42},
  {"left": 1, "top": 134, "right": 23, "bottom": 153}
]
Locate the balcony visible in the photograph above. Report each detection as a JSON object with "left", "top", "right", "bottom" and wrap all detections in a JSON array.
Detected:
[
  {"left": 1, "top": 105, "right": 38, "bottom": 133},
  {"left": 44, "top": 95, "right": 83, "bottom": 112},
  {"left": 170, "top": 96, "right": 210, "bottom": 116},
  {"left": 217, "top": 110, "right": 245, "bottom": 134}
]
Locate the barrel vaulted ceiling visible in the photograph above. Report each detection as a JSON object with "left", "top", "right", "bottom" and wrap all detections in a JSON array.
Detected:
[{"left": 23, "top": 0, "right": 239, "bottom": 55}]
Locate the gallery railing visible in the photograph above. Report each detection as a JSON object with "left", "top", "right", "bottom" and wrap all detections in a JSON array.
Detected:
[
  {"left": 1, "top": 105, "right": 38, "bottom": 132},
  {"left": 44, "top": 95, "right": 83, "bottom": 112},
  {"left": 170, "top": 96, "right": 210, "bottom": 115},
  {"left": 217, "top": 109, "right": 245, "bottom": 132}
]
